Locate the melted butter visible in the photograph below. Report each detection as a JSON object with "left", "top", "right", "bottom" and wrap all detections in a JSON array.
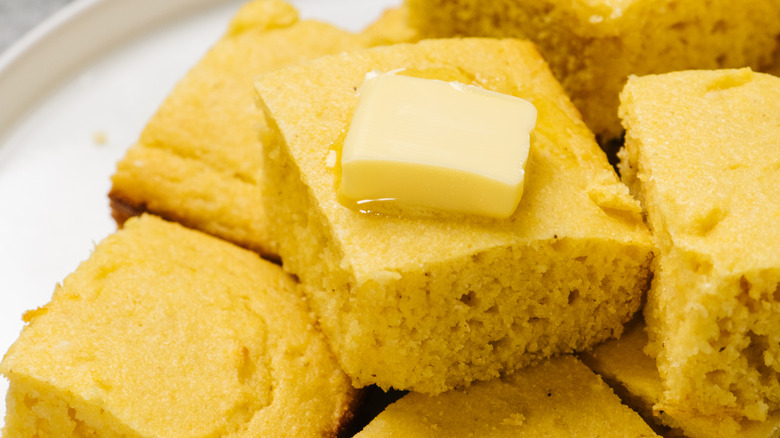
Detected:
[{"left": 397, "top": 66, "right": 479, "bottom": 84}]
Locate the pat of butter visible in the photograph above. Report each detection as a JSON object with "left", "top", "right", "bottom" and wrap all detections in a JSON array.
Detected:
[{"left": 339, "top": 72, "right": 537, "bottom": 218}]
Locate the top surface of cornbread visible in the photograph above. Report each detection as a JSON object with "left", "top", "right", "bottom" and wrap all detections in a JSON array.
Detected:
[
  {"left": 256, "top": 38, "right": 650, "bottom": 280},
  {"left": 355, "top": 355, "right": 658, "bottom": 437},
  {"left": 0, "top": 215, "right": 354, "bottom": 437},
  {"left": 620, "top": 68, "right": 780, "bottom": 273}
]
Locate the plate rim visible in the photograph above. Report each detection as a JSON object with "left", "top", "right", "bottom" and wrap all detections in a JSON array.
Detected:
[{"left": 0, "top": 0, "right": 236, "bottom": 139}]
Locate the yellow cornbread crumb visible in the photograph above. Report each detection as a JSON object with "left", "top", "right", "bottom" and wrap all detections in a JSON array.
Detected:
[
  {"left": 618, "top": 68, "right": 780, "bottom": 423},
  {"left": 92, "top": 131, "right": 108, "bottom": 146},
  {"left": 405, "top": 0, "right": 780, "bottom": 141},
  {"left": 0, "top": 215, "right": 357, "bottom": 437},
  {"left": 255, "top": 38, "right": 653, "bottom": 393},
  {"left": 582, "top": 319, "right": 780, "bottom": 438},
  {"left": 354, "top": 355, "right": 658, "bottom": 437}
]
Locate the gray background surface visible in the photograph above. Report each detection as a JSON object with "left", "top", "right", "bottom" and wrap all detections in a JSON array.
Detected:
[{"left": 0, "top": 0, "right": 74, "bottom": 54}]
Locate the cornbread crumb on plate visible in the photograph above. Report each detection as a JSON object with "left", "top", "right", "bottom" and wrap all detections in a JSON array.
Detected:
[
  {"left": 582, "top": 318, "right": 780, "bottom": 438},
  {"left": 256, "top": 37, "right": 654, "bottom": 394},
  {"left": 355, "top": 355, "right": 659, "bottom": 437},
  {"left": 0, "top": 215, "right": 357, "bottom": 437},
  {"left": 618, "top": 68, "right": 780, "bottom": 424},
  {"left": 405, "top": 0, "right": 780, "bottom": 141},
  {"left": 109, "top": 0, "right": 414, "bottom": 258}
]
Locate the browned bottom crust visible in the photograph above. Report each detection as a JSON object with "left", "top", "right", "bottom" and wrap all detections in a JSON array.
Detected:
[{"left": 108, "top": 192, "right": 281, "bottom": 263}]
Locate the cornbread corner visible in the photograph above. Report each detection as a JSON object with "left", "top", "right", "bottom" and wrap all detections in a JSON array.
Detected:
[
  {"left": 582, "top": 319, "right": 780, "bottom": 438},
  {"left": 618, "top": 68, "right": 780, "bottom": 423},
  {"left": 404, "top": 0, "right": 780, "bottom": 141},
  {"left": 354, "top": 355, "right": 658, "bottom": 437},
  {"left": 0, "top": 215, "right": 358, "bottom": 437},
  {"left": 109, "top": 0, "right": 413, "bottom": 258},
  {"left": 255, "top": 38, "right": 654, "bottom": 393}
]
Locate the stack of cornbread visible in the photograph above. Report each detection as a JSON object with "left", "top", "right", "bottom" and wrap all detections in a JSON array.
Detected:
[{"left": 2, "top": 0, "right": 779, "bottom": 436}]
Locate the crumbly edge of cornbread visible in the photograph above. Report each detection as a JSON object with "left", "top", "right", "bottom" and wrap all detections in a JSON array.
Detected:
[
  {"left": 262, "top": 112, "right": 652, "bottom": 394},
  {"left": 582, "top": 318, "right": 780, "bottom": 438},
  {"left": 354, "top": 355, "right": 659, "bottom": 437},
  {"left": 2, "top": 378, "right": 140, "bottom": 437},
  {"left": 645, "top": 255, "right": 780, "bottom": 422},
  {"left": 405, "top": 0, "right": 780, "bottom": 141},
  {"left": 0, "top": 215, "right": 360, "bottom": 437},
  {"left": 618, "top": 70, "right": 780, "bottom": 422}
]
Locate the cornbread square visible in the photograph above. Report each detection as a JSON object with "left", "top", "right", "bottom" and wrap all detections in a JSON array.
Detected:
[
  {"left": 405, "top": 0, "right": 780, "bottom": 141},
  {"left": 109, "top": 0, "right": 395, "bottom": 257},
  {"left": 255, "top": 38, "right": 654, "bottom": 393},
  {"left": 354, "top": 355, "right": 658, "bottom": 437},
  {"left": 618, "top": 69, "right": 780, "bottom": 422},
  {"left": 582, "top": 319, "right": 780, "bottom": 438},
  {"left": 0, "top": 215, "right": 357, "bottom": 437}
]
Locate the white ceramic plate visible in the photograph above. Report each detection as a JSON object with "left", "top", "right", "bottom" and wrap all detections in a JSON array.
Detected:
[{"left": 0, "top": 0, "right": 398, "bottom": 424}]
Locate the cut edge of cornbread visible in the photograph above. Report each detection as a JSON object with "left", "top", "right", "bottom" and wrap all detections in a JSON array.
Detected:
[
  {"left": 2, "top": 377, "right": 142, "bottom": 437},
  {"left": 256, "top": 37, "right": 654, "bottom": 393},
  {"left": 266, "top": 154, "right": 652, "bottom": 392},
  {"left": 582, "top": 318, "right": 780, "bottom": 438}
]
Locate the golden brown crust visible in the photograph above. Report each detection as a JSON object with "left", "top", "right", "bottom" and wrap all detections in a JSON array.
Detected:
[
  {"left": 108, "top": 193, "right": 145, "bottom": 228},
  {"left": 108, "top": 191, "right": 282, "bottom": 263}
]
